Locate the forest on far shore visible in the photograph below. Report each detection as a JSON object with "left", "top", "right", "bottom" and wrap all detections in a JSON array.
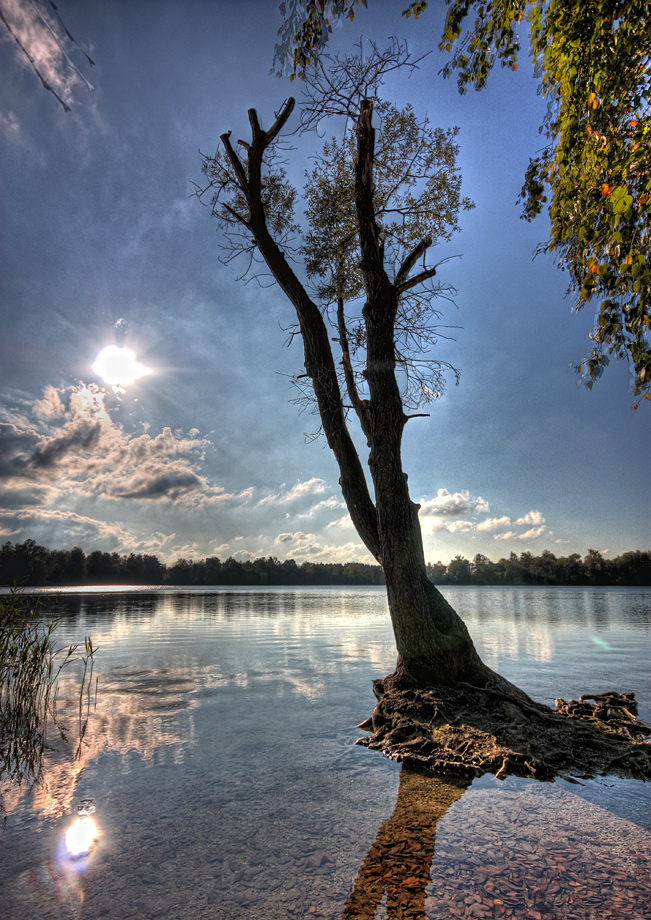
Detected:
[{"left": 1, "top": 540, "right": 650, "bottom": 588}]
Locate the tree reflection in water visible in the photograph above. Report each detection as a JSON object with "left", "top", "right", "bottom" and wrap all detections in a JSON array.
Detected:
[{"left": 342, "top": 768, "right": 469, "bottom": 919}]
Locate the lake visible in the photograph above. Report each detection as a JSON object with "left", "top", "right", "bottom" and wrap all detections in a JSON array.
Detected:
[{"left": 1, "top": 585, "right": 650, "bottom": 919}]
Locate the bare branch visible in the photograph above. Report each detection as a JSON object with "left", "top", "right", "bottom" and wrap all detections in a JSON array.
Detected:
[
  {"left": 265, "top": 97, "right": 296, "bottom": 146},
  {"left": 220, "top": 132, "right": 249, "bottom": 194},
  {"left": 395, "top": 236, "right": 433, "bottom": 290},
  {"left": 208, "top": 102, "right": 382, "bottom": 561},
  {"left": 337, "top": 295, "right": 372, "bottom": 443},
  {"left": 300, "top": 38, "right": 427, "bottom": 134},
  {"left": 397, "top": 265, "right": 439, "bottom": 295}
]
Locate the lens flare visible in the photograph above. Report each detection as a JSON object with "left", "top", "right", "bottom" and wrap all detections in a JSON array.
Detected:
[{"left": 65, "top": 815, "right": 99, "bottom": 858}]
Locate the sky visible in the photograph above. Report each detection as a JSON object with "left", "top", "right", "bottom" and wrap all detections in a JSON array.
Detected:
[{"left": 0, "top": 0, "right": 648, "bottom": 567}]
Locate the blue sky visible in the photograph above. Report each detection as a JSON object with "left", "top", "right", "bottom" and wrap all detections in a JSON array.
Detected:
[{"left": 0, "top": 0, "right": 648, "bottom": 566}]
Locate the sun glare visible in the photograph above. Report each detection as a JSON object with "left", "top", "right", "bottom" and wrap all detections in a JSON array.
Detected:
[
  {"left": 65, "top": 815, "right": 99, "bottom": 858},
  {"left": 92, "top": 345, "right": 152, "bottom": 387}
]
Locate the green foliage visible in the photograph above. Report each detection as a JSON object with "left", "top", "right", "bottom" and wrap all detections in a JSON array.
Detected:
[
  {"left": 303, "top": 130, "right": 361, "bottom": 303},
  {"left": 303, "top": 101, "right": 471, "bottom": 301},
  {"left": 3, "top": 540, "right": 649, "bottom": 588},
  {"left": 403, "top": 2, "right": 429, "bottom": 19},
  {"left": 441, "top": 0, "right": 651, "bottom": 401},
  {"left": 274, "top": 1, "right": 366, "bottom": 80},
  {"left": 275, "top": 0, "right": 650, "bottom": 400},
  {"left": 0, "top": 541, "right": 385, "bottom": 587},
  {"left": 200, "top": 55, "right": 472, "bottom": 410},
  {"left": 301, "top": 96, "right": 472, "bottom": 408}
]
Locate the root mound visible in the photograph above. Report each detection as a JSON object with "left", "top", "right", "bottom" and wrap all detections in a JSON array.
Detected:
[{"left": 356, "top": 680, "right": 651, "bottom": 782}]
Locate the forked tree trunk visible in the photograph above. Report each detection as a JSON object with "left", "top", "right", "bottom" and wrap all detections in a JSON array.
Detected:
[{"left": 216, "top": 97, "right": 492, "bottom": 689}]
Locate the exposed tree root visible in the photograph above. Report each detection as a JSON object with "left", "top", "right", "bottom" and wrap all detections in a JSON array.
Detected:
[{"left": 356, "top": 678, "right": 651, "bottom": 782}]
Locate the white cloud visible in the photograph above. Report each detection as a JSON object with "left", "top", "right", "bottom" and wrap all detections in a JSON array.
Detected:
[
  {"left": 443, "top": 520, "right": 475, "bottom": 534},
  {"left": 492, "top": 524, "right": 547, "bottom": 542},
  {"left": 0, "top": 507, "right": 139, "bottom": 552},
  {"left": 420, "top": 498, "right": 549, "bottom": 546},
  {"left": 297, "top": 496, "right": 346, "bottom": 518},
  {"left": 326, "top": 513, "right": 354, "bottom": 530},
  {"left": 270, "top": 530, "right": 368, "bottom": 563},
  {"left": 419, "top": 488, "right": 489, "bottom": 518},
  {"left": 518, "top": 525, "right": 547, "bottom": 540},
  {"left": 515, "top": 510, "right": 545, "bottom": 526},
  {"left": 476, "top": 516, "right": 512, "bottom": 532},
  {"left": 0, "top": 110, "right": 20, "bottom": 137},
  {"left": 424, "top": 519, "right": 473, "bottom": 535},
  {"left": 33, "top": 385, "right": 65, "bottom": 420},
  {"left": 0, "top": 383, "right": 261, "bottom": 556},
  {"left": 0, "top": 383, "right": 245, "bottom": 507},
  {"left": 257, "top": 477, "right": 326, "bottom": 506}
]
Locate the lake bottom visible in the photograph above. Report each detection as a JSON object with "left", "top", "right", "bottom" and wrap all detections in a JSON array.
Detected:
[{"left": 1, "top": 586, "right": 650, "bottom": 919}]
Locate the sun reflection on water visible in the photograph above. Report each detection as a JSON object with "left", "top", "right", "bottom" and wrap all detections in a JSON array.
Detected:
[{"left": 65, "top": 814, "right": 99, "bottom": 859}]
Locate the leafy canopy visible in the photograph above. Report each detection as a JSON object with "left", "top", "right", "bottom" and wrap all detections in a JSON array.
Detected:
[
  {"left": 303, "top": 101, "right": 471, "bottom": 301},
  {"left": 201, "top": 42, "right": 472, "bottom": 411},
  {"left": 301, "top": 95, "right": 472, "bottom": 408},
  {"left": 274, "top": 0, "right": 651, "bottom": 403},
  {"left": 441, "top": 0, "right": 650, "bottom": 403}
]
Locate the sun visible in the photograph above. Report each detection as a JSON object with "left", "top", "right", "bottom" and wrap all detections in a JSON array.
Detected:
[{"left": 92, "top": 345, "right": 152, "bottom": 387}]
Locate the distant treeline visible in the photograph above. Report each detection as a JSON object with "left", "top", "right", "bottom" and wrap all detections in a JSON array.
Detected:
[
  {"left": 0, "top": 540, "right": 384, "bottom": 587},
  {"left": 427, "top": 549, "right": 651, "bottom": 586},
  {"left": 1, "top": 540, "right": 650, "bottom": 588}
]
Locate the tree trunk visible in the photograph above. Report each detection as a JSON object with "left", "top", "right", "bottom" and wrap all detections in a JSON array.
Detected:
[
  {"left": 216, "top": 97, "right": 491, "bottom": 689},
  {"left": 354, "top": 98, "right": 486, "bottom": 687}
]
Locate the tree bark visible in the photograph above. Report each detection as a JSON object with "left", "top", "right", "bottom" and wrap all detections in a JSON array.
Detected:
[
  {"left": 217, "top": 97, "right": 493, "bottom": 688},
  {"left": 354, "top": 98, "right": 486, "bottom": 686}
]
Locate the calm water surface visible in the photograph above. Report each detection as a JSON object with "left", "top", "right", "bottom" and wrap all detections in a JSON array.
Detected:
[{"left": 1, "top": 585, "right": 650, "bottom": 919}]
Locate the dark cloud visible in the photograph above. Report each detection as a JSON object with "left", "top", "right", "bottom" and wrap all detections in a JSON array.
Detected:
[
  {"left": 118, "top": 471, "right": 204, "bottom": 501},
  {"left": 28, "top": 420, "right": 102, "bottom": 470},
  {"left": 0, "top": 485, "right": 52, "bottom": 508},
  {"left": 0, "top": 421, "right": 39, "bottom": 476}
]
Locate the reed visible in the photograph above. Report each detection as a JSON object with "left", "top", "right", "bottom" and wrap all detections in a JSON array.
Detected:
[{"left": 0, "top": 590, "right": 95, "bottom": 813}]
